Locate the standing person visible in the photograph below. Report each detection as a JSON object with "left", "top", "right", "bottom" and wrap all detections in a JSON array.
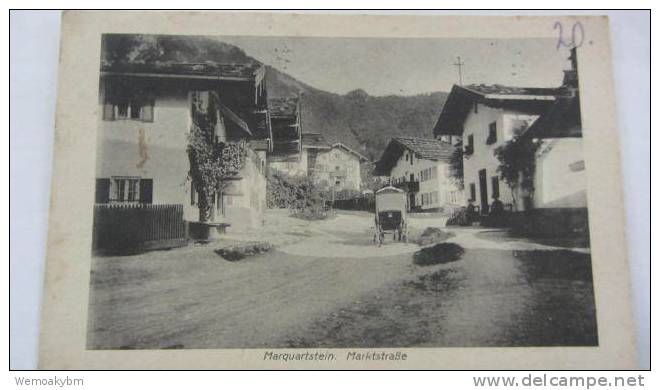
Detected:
[{"left": 466, "top": 199, "right": 477, "bottom": 224}]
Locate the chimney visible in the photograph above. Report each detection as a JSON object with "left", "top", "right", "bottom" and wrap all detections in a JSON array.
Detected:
[{"left": 562, "top": 47, "right": 579, "bottom": 88}]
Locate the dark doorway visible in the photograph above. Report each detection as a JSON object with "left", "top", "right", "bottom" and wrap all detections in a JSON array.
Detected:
[{"left": 479, "top": 169, "right": 489, "bottom": 214}]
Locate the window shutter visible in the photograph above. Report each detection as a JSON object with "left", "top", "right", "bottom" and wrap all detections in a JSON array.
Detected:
[
  {"left": 139, "top": 179, "right": 153, "bottom": 204},
  {"left": 103, "top": 103, "right": 115, "bottom": 120},
  {"left": 95, "top": 178, "right": 110, "bottom": 203}
]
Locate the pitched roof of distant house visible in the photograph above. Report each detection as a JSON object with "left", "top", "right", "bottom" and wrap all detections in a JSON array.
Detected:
[
  {"left": 301, "top": 133, "right": 331, "bottom": 149},
  {"left": 331, "top": 143, "right": 369, "bottom": 162},
  {"left": 101, "top": 61, "right": 265, "bottom": 82},
  {"left": 374, "top": 137, "right": 456, "bottom": 176},
  {"left": 524, "top": 94, "right": 582, "bottom": 139},
  {"left": 269, "top": 97, "right": 299, "bottom": 118},
  {"left": 433, "top": 84, "right": 567, "bottom": 137}
]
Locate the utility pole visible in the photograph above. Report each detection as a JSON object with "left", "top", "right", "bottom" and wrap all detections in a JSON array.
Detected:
[{"left": 453, "top": 56, "right": 465, "bottom": 86}]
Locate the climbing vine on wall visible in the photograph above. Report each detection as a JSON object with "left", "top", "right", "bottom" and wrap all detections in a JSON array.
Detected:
[
  {"left": 448, "top": 141, "right": 464, "bottom": 191},
  {"left": 493, "top": 124, "right": 542, "bottom": 205},
  {"left": 187, "top": 92, "right": 247, "bottom": 222}
]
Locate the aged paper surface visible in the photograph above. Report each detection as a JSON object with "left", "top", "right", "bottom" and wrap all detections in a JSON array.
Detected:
[{"left": 39, "top": 11, "right": 636, "bottom": 369}]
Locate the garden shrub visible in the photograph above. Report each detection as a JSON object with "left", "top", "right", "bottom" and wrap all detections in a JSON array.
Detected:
[{"left": 267, "top": 171, "right": 330, "bottom": 219}]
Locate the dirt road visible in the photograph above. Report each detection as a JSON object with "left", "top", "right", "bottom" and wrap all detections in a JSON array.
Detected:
[{"left": 88, "top": 210, "right": 596, "bottom": 349}]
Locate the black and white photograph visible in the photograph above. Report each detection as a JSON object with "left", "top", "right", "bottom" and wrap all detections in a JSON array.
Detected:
[{"left": 87, "top": 33, "right": 597, "bottom": 350}]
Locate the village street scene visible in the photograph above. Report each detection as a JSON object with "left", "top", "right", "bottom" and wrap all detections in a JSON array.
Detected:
[{"left": 88, "top": 35, "right": 596, "bottom": 349}]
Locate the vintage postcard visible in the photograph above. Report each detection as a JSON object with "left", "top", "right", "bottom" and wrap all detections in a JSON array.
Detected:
[{"left": 39, "top": 11, "right": 637, "bottom": 369}]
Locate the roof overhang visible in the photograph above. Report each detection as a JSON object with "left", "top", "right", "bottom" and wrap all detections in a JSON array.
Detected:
[
  {"left": 101, "top": 71, "right": 254, "bottom": 82},
  {"left": 332, "top": 143, "right": 369, "bottom": 162},
  {"left": 374, "top": 140, "right": 407, "bottom": 176},
  {"left": 524, "top": 95, "right": 582, "bottom": 139},
  {"left": 433, "top": 84, "right": 559, "bottom": 138}
]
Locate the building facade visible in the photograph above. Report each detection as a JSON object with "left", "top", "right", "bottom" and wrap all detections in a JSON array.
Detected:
[
  {"left": 375, "top": 137, "right": 463, "bottom": 212},
  {"left": 433, "top": 84, "right": 564, "bottom": 214},
  {"left": 270, "top": 131, "right": 368, "bottom": 196},
  {"left": 310, "top": 142, "right": 367, "bottom": 195},
  {"left": 95, "top": 61, "right": 271, "bottom": 232}
]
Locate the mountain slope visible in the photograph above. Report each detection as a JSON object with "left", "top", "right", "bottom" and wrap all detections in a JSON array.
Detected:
[
  {"left": 265, "top": 66, "right": 448, "bottom": 160},
  {"left": 102, "top": 34, "right": 448, "bottom": 160}
]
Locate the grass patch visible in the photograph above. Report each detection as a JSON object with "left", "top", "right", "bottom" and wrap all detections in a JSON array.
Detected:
[{"left": 413, "top": 243, "right": 464, "bottom": 266}]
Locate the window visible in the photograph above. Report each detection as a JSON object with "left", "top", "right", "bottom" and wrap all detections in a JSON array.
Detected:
[
  {"left": 95, "top": 177, "right": 153, "bottom": 204},
  {"left": 103, "top": 84, "right": 154, "bottom": 122},
  {"left": 569, "top": 160, "right": 586, "bottom": 172},
  {"left": 491, "top": 176, "right": 500, "bottom": 199},
  {"left": 465, "top": 134, "right": 474, "bottom": 155},
  {"left": 127, "top": 179, "right": 139, "bottom": 201},
  {"left": 487, "top": 122, "right": 497, "bottom": 145},
  {"left": 191, "top": 182, "right": 197, "bottom": 206},
  {"left": 410, "top": 153, "right": 414, "bottom": 166},
  {"left": 469, "top": 183, "right": 476, "bottom": 201}
]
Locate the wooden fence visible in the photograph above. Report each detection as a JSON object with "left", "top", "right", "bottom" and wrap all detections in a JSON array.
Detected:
[{"left": 92, "top": 203, "right": 186, "bottom": 254}]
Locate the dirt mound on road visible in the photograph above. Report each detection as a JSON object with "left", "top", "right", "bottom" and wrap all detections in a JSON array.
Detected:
[
  {"left": 413, "top": 243, "right": 464, "bottom": 266},
  {"left": 414, "top": 227, "right": 454, "bottom": 246}
]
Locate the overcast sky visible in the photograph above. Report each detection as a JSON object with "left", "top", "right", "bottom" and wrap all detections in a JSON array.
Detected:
[{"left": 219, "top": 36, "right": 572, "bottom": 96}]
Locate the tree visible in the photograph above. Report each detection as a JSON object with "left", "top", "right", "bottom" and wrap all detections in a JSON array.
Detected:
[
  {"left": 448, "top": 141, "right": 464, "bottom": 190},
  {"left": 360, "top": 161, "right": 386, "bottom": 192},
  {"left": 187, "top": 93, "right": 246, "bottom": 223},
  {"left": 493, "top": 124, "right": 542, "bottom": 209}
]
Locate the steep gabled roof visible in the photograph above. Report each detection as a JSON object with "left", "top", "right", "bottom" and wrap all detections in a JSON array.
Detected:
[
  {"left": 374, "top": 137, "right": 456, "bottom": 176},
  {"left": 525, "top": 94, "right": 582, "bottom": 139},
  {"left": 332, "top": 143, "right": 369, "bottom": 162},
  {"left": 302, "top": 133, "right": 331, "bottom": 149},
  {"left": 433, "top": 84, "right": 566, "bottom": 137}
]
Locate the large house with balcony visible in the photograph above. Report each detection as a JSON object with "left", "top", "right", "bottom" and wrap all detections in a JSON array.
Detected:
[
  {"left": 374, "top": 137, "right": 463, "bottom": 212},
  {"left": 95, "top": 61, "right": 271, "bottom": 231}
]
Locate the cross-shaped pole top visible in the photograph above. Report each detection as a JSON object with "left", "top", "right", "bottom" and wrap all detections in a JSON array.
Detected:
[{"left": 453, "top": 56, "right": 465, "bottom": 86}]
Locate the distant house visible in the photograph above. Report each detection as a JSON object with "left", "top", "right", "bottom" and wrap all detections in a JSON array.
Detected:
[
  {"left": 374, "top": 137, "right": 463, "bottom": 212},
  {"left": 267, "top": 97, "right": 304, "bottom": 175},
  {"left": 271, "top": 131, "right": 369, "bottom": 195},
  {"left": 433, "top": 83, "right": 566, "bottom": 214},
  {"left": 311, "top": 141, "right": 369, "bottom": 195},
  {"left": 96, "top": 61, "right": 271, "bottom": 231}
]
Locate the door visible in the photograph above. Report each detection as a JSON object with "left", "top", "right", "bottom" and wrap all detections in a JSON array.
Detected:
[{"left": 478, "top": 169, "right": 489, "bottom": 215}]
